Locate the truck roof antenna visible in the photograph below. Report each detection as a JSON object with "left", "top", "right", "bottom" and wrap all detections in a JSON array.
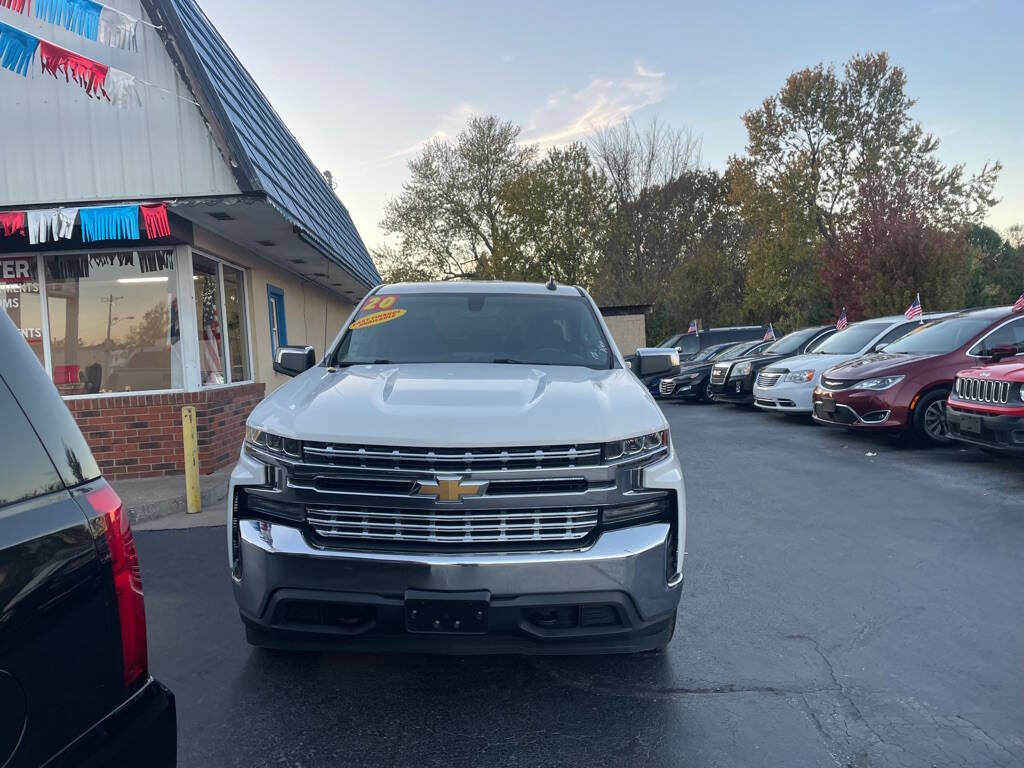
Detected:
[{"left": 545, "top": 277, "right": 557, "bottom": 291}]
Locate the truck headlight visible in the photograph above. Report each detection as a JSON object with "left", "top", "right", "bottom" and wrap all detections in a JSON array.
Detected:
[
  {"left": 733, "top": 362, "right": 752, "bottom": 376},
  {"left": 851, "top": 375, "right": 904, "bottom": 391},
  {"left": 245, "top": 426, "right": 302, "bottom": 458},
  {"left": 604, "top": 430, "right": 669, "bottom": 462},
  {"left": 786, "top": 370, "right": 815, "bottom": 383}
]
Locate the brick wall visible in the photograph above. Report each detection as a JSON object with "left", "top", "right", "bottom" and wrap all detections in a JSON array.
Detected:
[{"left": 66, "top": 383, "right": 266, "bottom": 479}]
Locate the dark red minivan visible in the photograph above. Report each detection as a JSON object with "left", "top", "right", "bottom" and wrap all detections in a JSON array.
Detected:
[{"left": 811, "top": 306, "right": 1024, "bottom": 444}]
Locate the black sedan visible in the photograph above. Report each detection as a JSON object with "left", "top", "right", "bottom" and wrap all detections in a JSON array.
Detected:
[
  {"left": 657, "top": 341, "right": 768, "bottom": 402},
  {"left": 709, "top": 325, "right": 836, "bottom": 405},
  {"left": 0, "top": 312, "right": 176, "bottom": 768}
]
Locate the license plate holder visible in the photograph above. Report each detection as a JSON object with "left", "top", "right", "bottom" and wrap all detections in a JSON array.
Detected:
[
  {"left": 405, "top": 590, "right": 490, "bottom": 634},
  {"left": 820, "top": 398, "right": 837, "bottom": 415},
  {"left": 959, "top": 413, "right": 982, "bottom": 434}
]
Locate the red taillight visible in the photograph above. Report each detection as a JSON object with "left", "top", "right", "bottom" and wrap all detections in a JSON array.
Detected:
[{"left": 86, "top": 483, "right": 148, "bottom": 689}]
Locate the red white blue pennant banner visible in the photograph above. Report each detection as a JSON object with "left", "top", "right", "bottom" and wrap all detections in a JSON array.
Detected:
[
  {"left": 0, "top": 203, "right": 171, "bottom": 243},
  {"left": 0, "top": 19, "right": 140, "bottom": 105},
  {"left": 2, "top": 0, "right": 139, "bottom": 51}
]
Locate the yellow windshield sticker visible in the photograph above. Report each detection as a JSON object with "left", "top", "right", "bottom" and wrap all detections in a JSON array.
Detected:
[
  {"left": 360, "top": 294, "right": 399, "bottom": 313},
  {"left": 350, "top": 308, "right": 407, "bottom": 329}
]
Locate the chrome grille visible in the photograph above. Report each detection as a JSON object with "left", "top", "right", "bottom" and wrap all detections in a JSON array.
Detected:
[
  {"left": 659, "top": 378, "right": 675, "bottom": 396},
  {"left": 307, "top": 506, "right": 599, "bottom": 544},
  {"left": 819, "top": 377, "right": 854, "bottom": 391},
  {"left": 301, "top": 442, "right": 602, "bottom": 471},
  {"left": 955, "top": 377, "right": 1010, "bottom": 404},
  {"left": 710, "top": 364, "right": 728, "bottom": 385},
  {"left": 756, "top": 370, "right": 783, "bottom": 388}
]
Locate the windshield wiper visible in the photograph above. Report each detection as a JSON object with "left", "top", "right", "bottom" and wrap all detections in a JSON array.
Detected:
[
  {"left": 492, "top": 358, "right": 528, "bottom": 364},
  {"left": 334, "top": 359, "right": 392, "bottom": 366}
]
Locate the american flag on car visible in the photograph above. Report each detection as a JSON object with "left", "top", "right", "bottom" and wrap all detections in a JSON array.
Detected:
[
  {"left": 904, "top": 293, "right": 922, "bottom": 320},
  {"left": 687, "top": 319, "right": 698, "bottom": 334},
  {"left": 1013, "top": 292, "right": 1024, "bottom": 313},
  {"left": 836, "top": 307, "right": 848, "bottom": 331}
]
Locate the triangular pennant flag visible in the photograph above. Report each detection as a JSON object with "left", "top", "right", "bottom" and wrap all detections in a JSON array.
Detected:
[
  {"left": 0, "top": 20, "right": 39, "bottom": 77},
  {"left": 141, "top": 203, "right": 170, "bottom": 238},
  {"left": 80, "top": 205, "right": 139, "bottom": 241},
  {"left": 0, "top": 0, "right": 30, "bottom": 14},
  {"left": 97, "top": 5, "right": 138, "bottom": 50},
  {"left": 103, "top": 66, "right": 142, "bottom": 107},
  {"left": 38, "top": 39, "right": 108, "bottom": 97}
]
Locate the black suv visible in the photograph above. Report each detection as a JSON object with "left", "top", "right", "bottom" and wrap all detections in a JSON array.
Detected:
[
  {"left": 709, "top": 325, "right": 836, "bottom": 405},
  {"left": 658, "top": 325, "right": 769, "bottom": 362},
  {"left": 0, "top": 313, "right": 176, "bottom": 768}
]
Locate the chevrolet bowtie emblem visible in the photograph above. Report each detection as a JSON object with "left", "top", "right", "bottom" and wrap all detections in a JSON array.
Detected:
[{"left": 413, "top": 474, "right": 488, "bottom": 503}]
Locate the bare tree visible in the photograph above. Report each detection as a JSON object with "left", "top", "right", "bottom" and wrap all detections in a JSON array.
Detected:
[
  {"left": 588, "top": 117, "right": 704, "bottom": 304},
  {"left": 590, "top": 117, "right": 702, "bottom": 206}
]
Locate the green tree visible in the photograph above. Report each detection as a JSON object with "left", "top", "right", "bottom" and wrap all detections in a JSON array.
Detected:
[
  {"left": 498, "top": 143, "right": 610, "bottom": 286},
  {"left": 380, "top": 115, "right": 536, "bottom": 280},
  {"left": 732, "top": 52, "right": 1000, "bottom": 323},
  {"left": 965, "top": 225, "right": 1024, "bottom": 307}
]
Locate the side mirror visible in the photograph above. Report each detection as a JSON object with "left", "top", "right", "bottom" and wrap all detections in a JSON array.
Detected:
[
  {"left": 675, "top": 346, "right": 683, "bottom": 353},
  {"left": 273, "top": 345, "right": 316, "bottom": 377},
  {"left": 634, "top": 347, "right": 680, "bottom": 378},
  {"left": 874, "top": 343, "right": 888, "bottom": 353},
  {"left": 986, "top": 344, "right": 1018, "bottom": 363}
]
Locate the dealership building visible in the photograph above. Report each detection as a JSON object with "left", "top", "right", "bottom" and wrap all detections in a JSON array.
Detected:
[{"left": 0, "top": 0, "right": 379, "bottom": 478}]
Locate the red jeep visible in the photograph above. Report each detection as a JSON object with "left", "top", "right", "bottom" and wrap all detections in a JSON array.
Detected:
[{"left": 946, "top": 356, "right": 1024, "bottom": 455}]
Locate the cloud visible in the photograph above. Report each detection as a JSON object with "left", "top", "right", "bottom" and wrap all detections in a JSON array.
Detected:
[
  {"left": 372, "top": 102, "right": 481, "bottom": 167},
  {"left": 372, "top": 60, "right": 669, "bottom": 169},
  {"left": 520, "top": 60, "right": 669, "bottom": 147},
  {"left": 501, "top": 54, "right": 514, "bottom": 62}
]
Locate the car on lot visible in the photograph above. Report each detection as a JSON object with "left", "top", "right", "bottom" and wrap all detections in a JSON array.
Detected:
[
  {"left": 0, "top": 313, "right": 176, "bottom": 768},
  {"left": 946, "top": 356, "right": 1024, "bottom": 455},
  {"left": 751, "top": 313, "right": 949, "bottom": 415},
  {"left": 229, "top": 281, "right": 686, "bottom": 654},
  {"left": 709, "top": 325, "right": 837, "bottom": 405},
  {"left": 634, "top": 325, "right": 768, "bottom": 390},
  {"left": 659, "top": 341, "right": 768, "bottom": 402},
  {"left": 812, "top": 306, "right": 1023, "bottom": 444}
]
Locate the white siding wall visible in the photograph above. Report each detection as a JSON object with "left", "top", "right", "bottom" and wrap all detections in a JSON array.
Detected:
[{"left": 0, "top": 0, "right": 239, "bottom": 206}]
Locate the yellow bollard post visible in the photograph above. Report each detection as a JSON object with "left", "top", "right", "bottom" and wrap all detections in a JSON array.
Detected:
[{"left": 182, "top": 406, "right": 201, "bottom": 514}]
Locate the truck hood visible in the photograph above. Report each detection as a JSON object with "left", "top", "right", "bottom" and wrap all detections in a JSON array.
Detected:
[
  {"left": 824, "top": 352, "right": 938, "bottom": 379},
  {"left": 248, "top": 363, "right": 666, "bottom": 446}
]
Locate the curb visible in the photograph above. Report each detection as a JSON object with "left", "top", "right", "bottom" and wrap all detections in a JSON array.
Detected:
[{"left": 124, "top": 474, "right": 231, "bottom": 526}]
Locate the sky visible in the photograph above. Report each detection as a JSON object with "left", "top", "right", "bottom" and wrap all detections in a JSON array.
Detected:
[{"left": 197, "top": 0, "right": 1024, "bottom": 253}]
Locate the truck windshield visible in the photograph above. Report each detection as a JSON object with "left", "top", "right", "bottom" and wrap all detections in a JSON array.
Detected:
[
  {"left": 331, "top": 292, "right": 613, "bottom": 369},
  {"left": 812, "top": 322, "right": 889, "bottom": 355}
]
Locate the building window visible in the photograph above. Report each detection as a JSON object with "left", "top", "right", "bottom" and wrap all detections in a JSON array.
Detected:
[
  {"left": 222, "top": 264, "right": 251, "bottom": 382},
  {"left": 44, "top": 251, "right": 181, "bottom": 395},
  {"left": 267, "top": 284, "right": 287, "bottom": 357},
  {"left": 0, "top": 256, "right": 44, "bottom": 368},
  {"left": 193, "top": 252, "right": 251, "bottom": 386}
]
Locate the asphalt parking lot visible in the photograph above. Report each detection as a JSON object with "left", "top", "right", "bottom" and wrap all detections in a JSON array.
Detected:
[{"left": 137, "top": 404, "right": 1024, "bottom": 768}]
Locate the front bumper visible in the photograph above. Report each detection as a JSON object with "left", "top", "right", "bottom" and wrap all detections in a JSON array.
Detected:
[
  {"left": 947, "top": 404, "right": 1024, "bottom": 455},
  {"left": 235, "top": 520, "right": 680, "bottom": 653},
  {"left": 753, "top": 380, "right": 815, "bottom": 413},
  {"left": 710, "top": 374, "right": 754, "bottom": 404},
  {"left": 811, "top": 388, "right": 905, "bottom": 430},
  {"left": 228, "top": 449, "right": 686, "bottom": 654}
]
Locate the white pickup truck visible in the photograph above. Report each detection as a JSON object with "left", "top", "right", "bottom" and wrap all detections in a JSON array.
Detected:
[{"left": 227, "top": 281, "right": 686, "bottom": 654}]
